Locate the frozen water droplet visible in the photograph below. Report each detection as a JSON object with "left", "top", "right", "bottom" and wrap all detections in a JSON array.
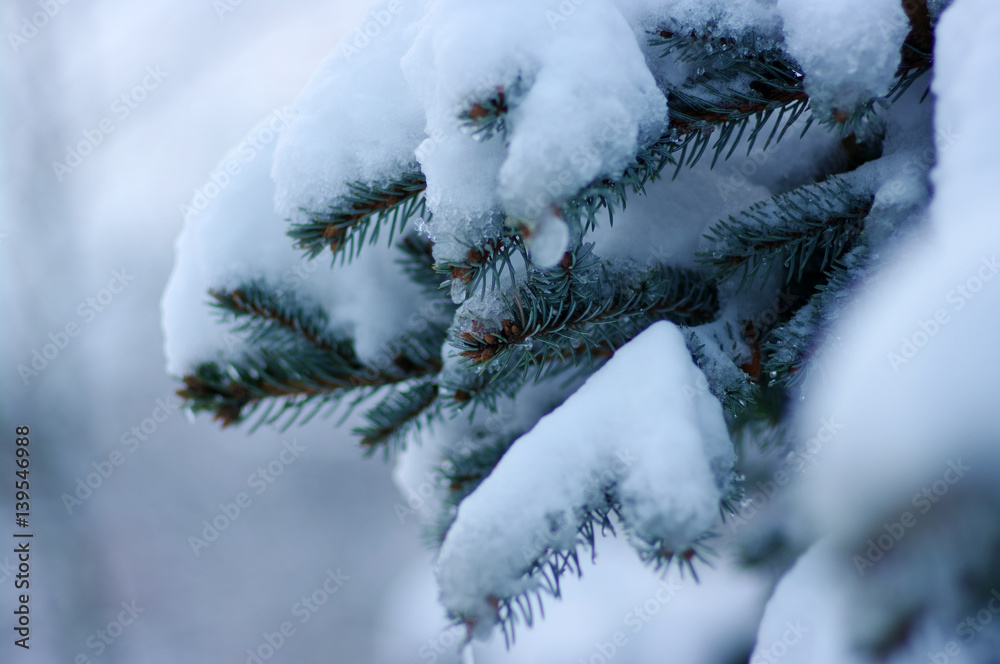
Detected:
[
  {"left": 769, "top": 371, "right": 777, "bottom": 379},
  {"left": 696, "top": 66, "right": 706, "bottom": 76},
  {"left": 712, "top": 251, "right": 722, "bottom": 259},
  {"left": 413, "top": 216, "right": 432, "bottom": 239}
]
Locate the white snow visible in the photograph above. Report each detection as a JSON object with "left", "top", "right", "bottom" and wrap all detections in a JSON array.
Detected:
[
  {"left": 271, "top": 0, "right": 429, "bottom": 226},
  {"left": 162, "top": 114, "right": 431, "bottom": 375},
  {"left": 155, "top": 0, "right": 997, "bottom": 656},
  {"left": 435, "top": 321, "right": 733, "bottom": 632},
  {"left": 378, "top": 534, "right": 768, "bottom": 664},
  {"left": 619, "top": 0, "right": 785, "bottom": 44},
  {"left": 400, "top": 0, "right": 667, "bottom": 266},
  {"left": 778, "top": 0, "right": 909, "bottom": 117},
  {"left": 750, "top": 540, "right": 866, "bottom": 664},
  {"left": 790, "top": 0, "right": 1000, "bottom": 537}
]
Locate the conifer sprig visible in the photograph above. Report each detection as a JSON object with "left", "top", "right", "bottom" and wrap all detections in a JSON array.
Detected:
[
  {"left": 437, "top": 231, "right": 527, "bottom": 299},
  {"left": 208, "top": 284, "right": 338, "bottom": 352},
  {"left": 179, "top": 284, "right": 447, "bottom": 429},
  {"left": 762, "top": 249, "right": 872, "bottom": 386},
  {"left": 398, "top": 233, "right": 451, "bottom": 295},
  {"left": 441, "top": 248, "right": 716, "bottom": 414},
  {"left": 568, "top": 136, "right": 677, "bottom": 231},
  {"left": 666, "top": 63, "right": 811, "bottom": 170},
  {"left": 454, "top": 251, "right": 719, "bottom": 374},
  {"left": 353, "top": 379, "right": 440, "bottom": 457},
  {"left": 698, "top": 180, "right": 874, "bottom": 289},
  {"left": 458, "top": 78, "right": 527, "bottom": 141},
  {"left": 289, "top": 171, "right": 428, "bottom": 260}
]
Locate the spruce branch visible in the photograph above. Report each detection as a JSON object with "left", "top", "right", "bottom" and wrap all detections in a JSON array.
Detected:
[
  {"left": 288, "top": 170, "right": 428, "bottom": 261},
  {"left": 649, "top": 5, "right": 936, "bottom": 169},
  {"left": 650, "top": 21, "right": 812, "bottom": 168},
  {"left": 686, "top": 330, "right": 758, "bottom": 416},
  {"left": 454, "top": 250, "right": 718, "bottom": 374},
  {"left": 457, "top": 77, "right": 526, "bottom": 141},
  {"left": 441, "top": 247, "right": 716, "bottom": 413},
  {"left": 353, "top": 379, "right": 440, "bottom": 458},
  {"left": 208, "top": 284, "right": 338, "bottom": 352},
  {"left": 397, "top": 233, "right": 447, "bottom": 296},
  {"left": 177, "top": 339, "right": 442, "bottom": 430},
  {"left": 436, "top": 232, "right": 526, "bottom": 299},
  {"left": 698, "top": 179, "right": 874, "bottom": 289},
  {"left": 567, "top": 136, "right": 677, "bottom": 231},
  {"left": 665, "top": 63, "right": 811, "bottom": 170},
  {"left": 179, "top": 284, "right": 447, "bottom": 428},
  {"left": 649, "top": 21, "right": 786, "bottom": 72},
  {"left": 762, "top": 249, "right": 872, "bottom": 386}
]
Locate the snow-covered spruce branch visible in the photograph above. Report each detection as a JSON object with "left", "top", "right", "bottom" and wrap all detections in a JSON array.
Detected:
[
  {"left": 650, "top": 0, "right": 936, "bottom": 168},
  {"left": 698, "top": 179, "right": 874, "bottom": 289},
  {"left": 436, "top": 232, "right": 525, "bottom": 300},
  {"left": 664, "top": 60, "right": 811, "bottom": 170},
  {"left": 686, "top": 327, "right": 758, "bottom": 415},
  {"left": 439, "top": 134, "right": 679, "bottom": 303},
  {"left": 352, "top": 379, "right": 440, "bottom": 456},
  {"left": 207, "top": 284, "right": 343, "bottom": 352},
  {"left": 762, "top": 247, "right": 876, "bottom": 386},
  {"left": 177, "top": 284, "right": 446, "bottom": 428},
  {"left": 160, "top": 0, "right": 978, "bottom": 655},
  {"left": 450, "top": 248, "right": 717, "bottom": 383},
  {"left": 435, "top": 323, "right": 735, "bottom": 642},
  {"left": 396, "top": 233, "right": 447, "bottom": 296},
  {"left": 288, "top": 170, "right": 428, "bottom": 261}
]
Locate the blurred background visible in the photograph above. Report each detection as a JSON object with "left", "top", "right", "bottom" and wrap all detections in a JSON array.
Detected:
[{"left": 0, "top": 2, "right": 770, "bottom": 662}]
